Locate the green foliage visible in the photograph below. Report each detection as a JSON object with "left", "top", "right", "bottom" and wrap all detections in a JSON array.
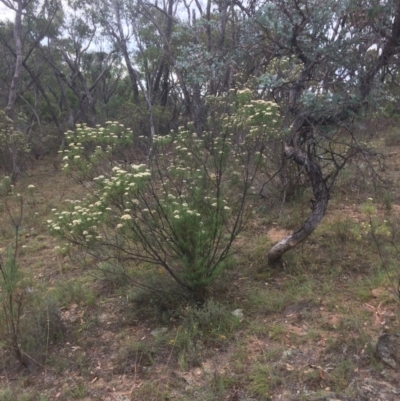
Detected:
[
  {"left": 0, "top": 249, "right": 28, "bottom": 367},
  {"left": 127, "top": 273, "right": 189, "bottom": 325},
  {"left": 0, "top": 176, "right": 12, "bottom": 196},
  {"left": 51, "top": 279, "right": 95, "bottom": 307},
  {"left": 0, "top": 386, "right": 67, "bottom": 401},
  {"left": 0, "top": 198, "right": 64, "bottom": 368},
  {"left": 97, "top": 261, "right": 131, "bottom": 289},
  {"left": 179, "top": 300, "right": 241, "bottom": 344},
  {"left": 173, "top": 300, "right": 241, "bottom": 369},
  {"left": 50, "top": 92, "right": 278, "bottom": 301},
  {"left": 0, "top": 111, "right": 30, "bottom": 178},
  {"left": 64, "top": 383, "right": 87, "bottom": 399},
  {"left": 327, "top": 359, "right": 356, "bottom": 392},
  {"left": 330, "top": 218, "right": 362, "bottom": 243},
  {"left": 384, "top": 128, "right": 400, "bottom": 147},
  {"left": 60, "top": 121, "right": 134, "bottom": 176},
  {"left": 0, "top": 389, "right": 14, "bottom": 401},
  {"left": 381, "top": 191, "right": 395, "bottom": 211},
  {"left": 249, "top": 362, "right": 282, "bottom": 398},
  {"left": 0, "top": 248, "right": 65, "bottom": 368}
]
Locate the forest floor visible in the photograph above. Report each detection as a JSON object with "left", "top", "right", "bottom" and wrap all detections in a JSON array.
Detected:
[{"left": 1, "top": 134, "right": 400, "bottom": 400}]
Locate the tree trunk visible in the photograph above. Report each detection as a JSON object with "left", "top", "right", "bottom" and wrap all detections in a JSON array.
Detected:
[
  {"left": 5, "top": 0, "right": 23, "bottom": 121},
  {"left": 268, "top": 124, "right": 329, "bottom": 264},
  {"left": 3, "top": 0, "right": 24, "bottom": 178},
  {"left": 192, "top": 83, "right": 205, "bottom": 135},
  {"left": 111, "top": 0, "right": 140, "bottom": 103},
  {"left": 267, "top": 1, "right": 400, "bottom": 264}
]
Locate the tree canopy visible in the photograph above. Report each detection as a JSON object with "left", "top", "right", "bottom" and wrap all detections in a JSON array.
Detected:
[{"left": 1, "top": 0, "right": 400, "bottom": 260}]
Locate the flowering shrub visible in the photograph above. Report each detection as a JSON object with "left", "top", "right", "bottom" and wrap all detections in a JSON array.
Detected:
[
  {"left": 50, "top": 92, "right": 280, "bottom": 302},
  {"left": 59, "top": 121, "right": 134, "bottom": 181}
]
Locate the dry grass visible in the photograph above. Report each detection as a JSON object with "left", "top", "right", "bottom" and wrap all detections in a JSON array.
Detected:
[{"left": 1, "top": 143, "right": 400, "bottom": 401}]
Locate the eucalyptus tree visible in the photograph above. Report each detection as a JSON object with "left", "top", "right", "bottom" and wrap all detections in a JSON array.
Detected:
[
  {"left": 0, "top": 0, "right": 60, "bottom": 119},
  {"left": 86, "top": 52, "right": 124, "bottom": 120},
  {"left": 92, "top": 0, "right": 141, "bottom": 103},
  {"left": 133, "top": 0, "right": 182, "bottom": 142},
  {"left": 42, "top": 8, "right": 118, "bottom": 127},
  {"left": 134, "top": 0, "right": 176, "bottom": 108},
  {"left": 81, "top": 0, "right": 180, "bottom": 146},
  {"left": 176, "top": 0, "right": 241, "bottom": 96},
  {"left": 142, "top": 0, "right": 249, "bottom": 133},
  {"left": 238, "top": 0, "right": 400, "bottom": 263},
  {"left": 0, "top": 21, "right": 15, "bottom": 108},
  {"left": 1, "top": 0, "right": 29, "bottom": 120},
  {"left": 0, "top": 0, "right": 61, "bottom": 174}
]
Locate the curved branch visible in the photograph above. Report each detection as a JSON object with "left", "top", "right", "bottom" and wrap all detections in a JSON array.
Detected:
[{"left": 268, "top": 126, "right": 329, "bottom": 263}]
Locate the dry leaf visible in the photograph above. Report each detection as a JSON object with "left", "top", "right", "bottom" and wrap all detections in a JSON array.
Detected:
[{"left": 285, "top": 363, "right": 295, "bottom": 371}]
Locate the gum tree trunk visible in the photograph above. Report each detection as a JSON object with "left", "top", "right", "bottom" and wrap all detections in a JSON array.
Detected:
[
  {"left": 5, "top": 0, "right": 23, "bottom": 121},
  {"left": 267, "top": 134, "right": 329, "bottom": 263},
  {"left": 267, "top": 0, "right": 400, "bottom": 265}
]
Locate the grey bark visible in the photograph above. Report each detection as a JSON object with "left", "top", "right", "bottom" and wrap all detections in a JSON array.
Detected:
[
  {"left": 268, "top": 130, "right": 329, "bottom": 263},
  {"left": 268, "top": 0, "right": 400, "bottom": 263},
  {"left": 110, "top": 0, "right": 140, "bottom": 103},
  {"left": 3, "top": 0, "right": 24, "bottom": 120}
]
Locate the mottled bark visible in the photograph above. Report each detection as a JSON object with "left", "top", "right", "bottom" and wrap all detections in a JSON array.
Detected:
[
  {"left": 4, "top": 0, "right": 23, "bottom": 120},
  {"left": 268, "top": 133, "right": 329, "bottom": 263}
]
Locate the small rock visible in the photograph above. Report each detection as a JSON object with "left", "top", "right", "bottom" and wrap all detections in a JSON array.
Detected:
[
  {"left": 290, "top": 390, "right": 355, "bottom": 400},
  {"left": 357, "top": 378, "right": 400, "bottom": 401},
  {"left": 231, "top": 309, "right": 243, "bottom": 319},
  {"left": 376, "top": 333, "right": 400, "bottom": 369}
]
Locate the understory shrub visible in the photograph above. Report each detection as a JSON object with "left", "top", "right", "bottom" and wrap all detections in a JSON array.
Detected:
[
  {"left": 0, "top": 249, "right": 28, "bottom": 367},
  {"left": 0, "top": 197, "right": 64, "bottom": 368},
  {"left": 49, "top": 90, "right": 280, "bottom": 302},
  {"left": 0, "top": 110, "right": 30, "bottom": 179},
  {"left": 0, "top": 251, "right": 65, "bottom": 367},
  {"left": 174, "top": 300, "right": 241, "bottom": 368}
]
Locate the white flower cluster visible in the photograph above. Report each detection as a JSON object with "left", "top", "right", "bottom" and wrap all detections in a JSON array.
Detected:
[
  {"left": 61, "top": 121, "right": 134, "bottom": 170},
  {"left": 50, "top": 100, "right": 263, "bottom": 278}
]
